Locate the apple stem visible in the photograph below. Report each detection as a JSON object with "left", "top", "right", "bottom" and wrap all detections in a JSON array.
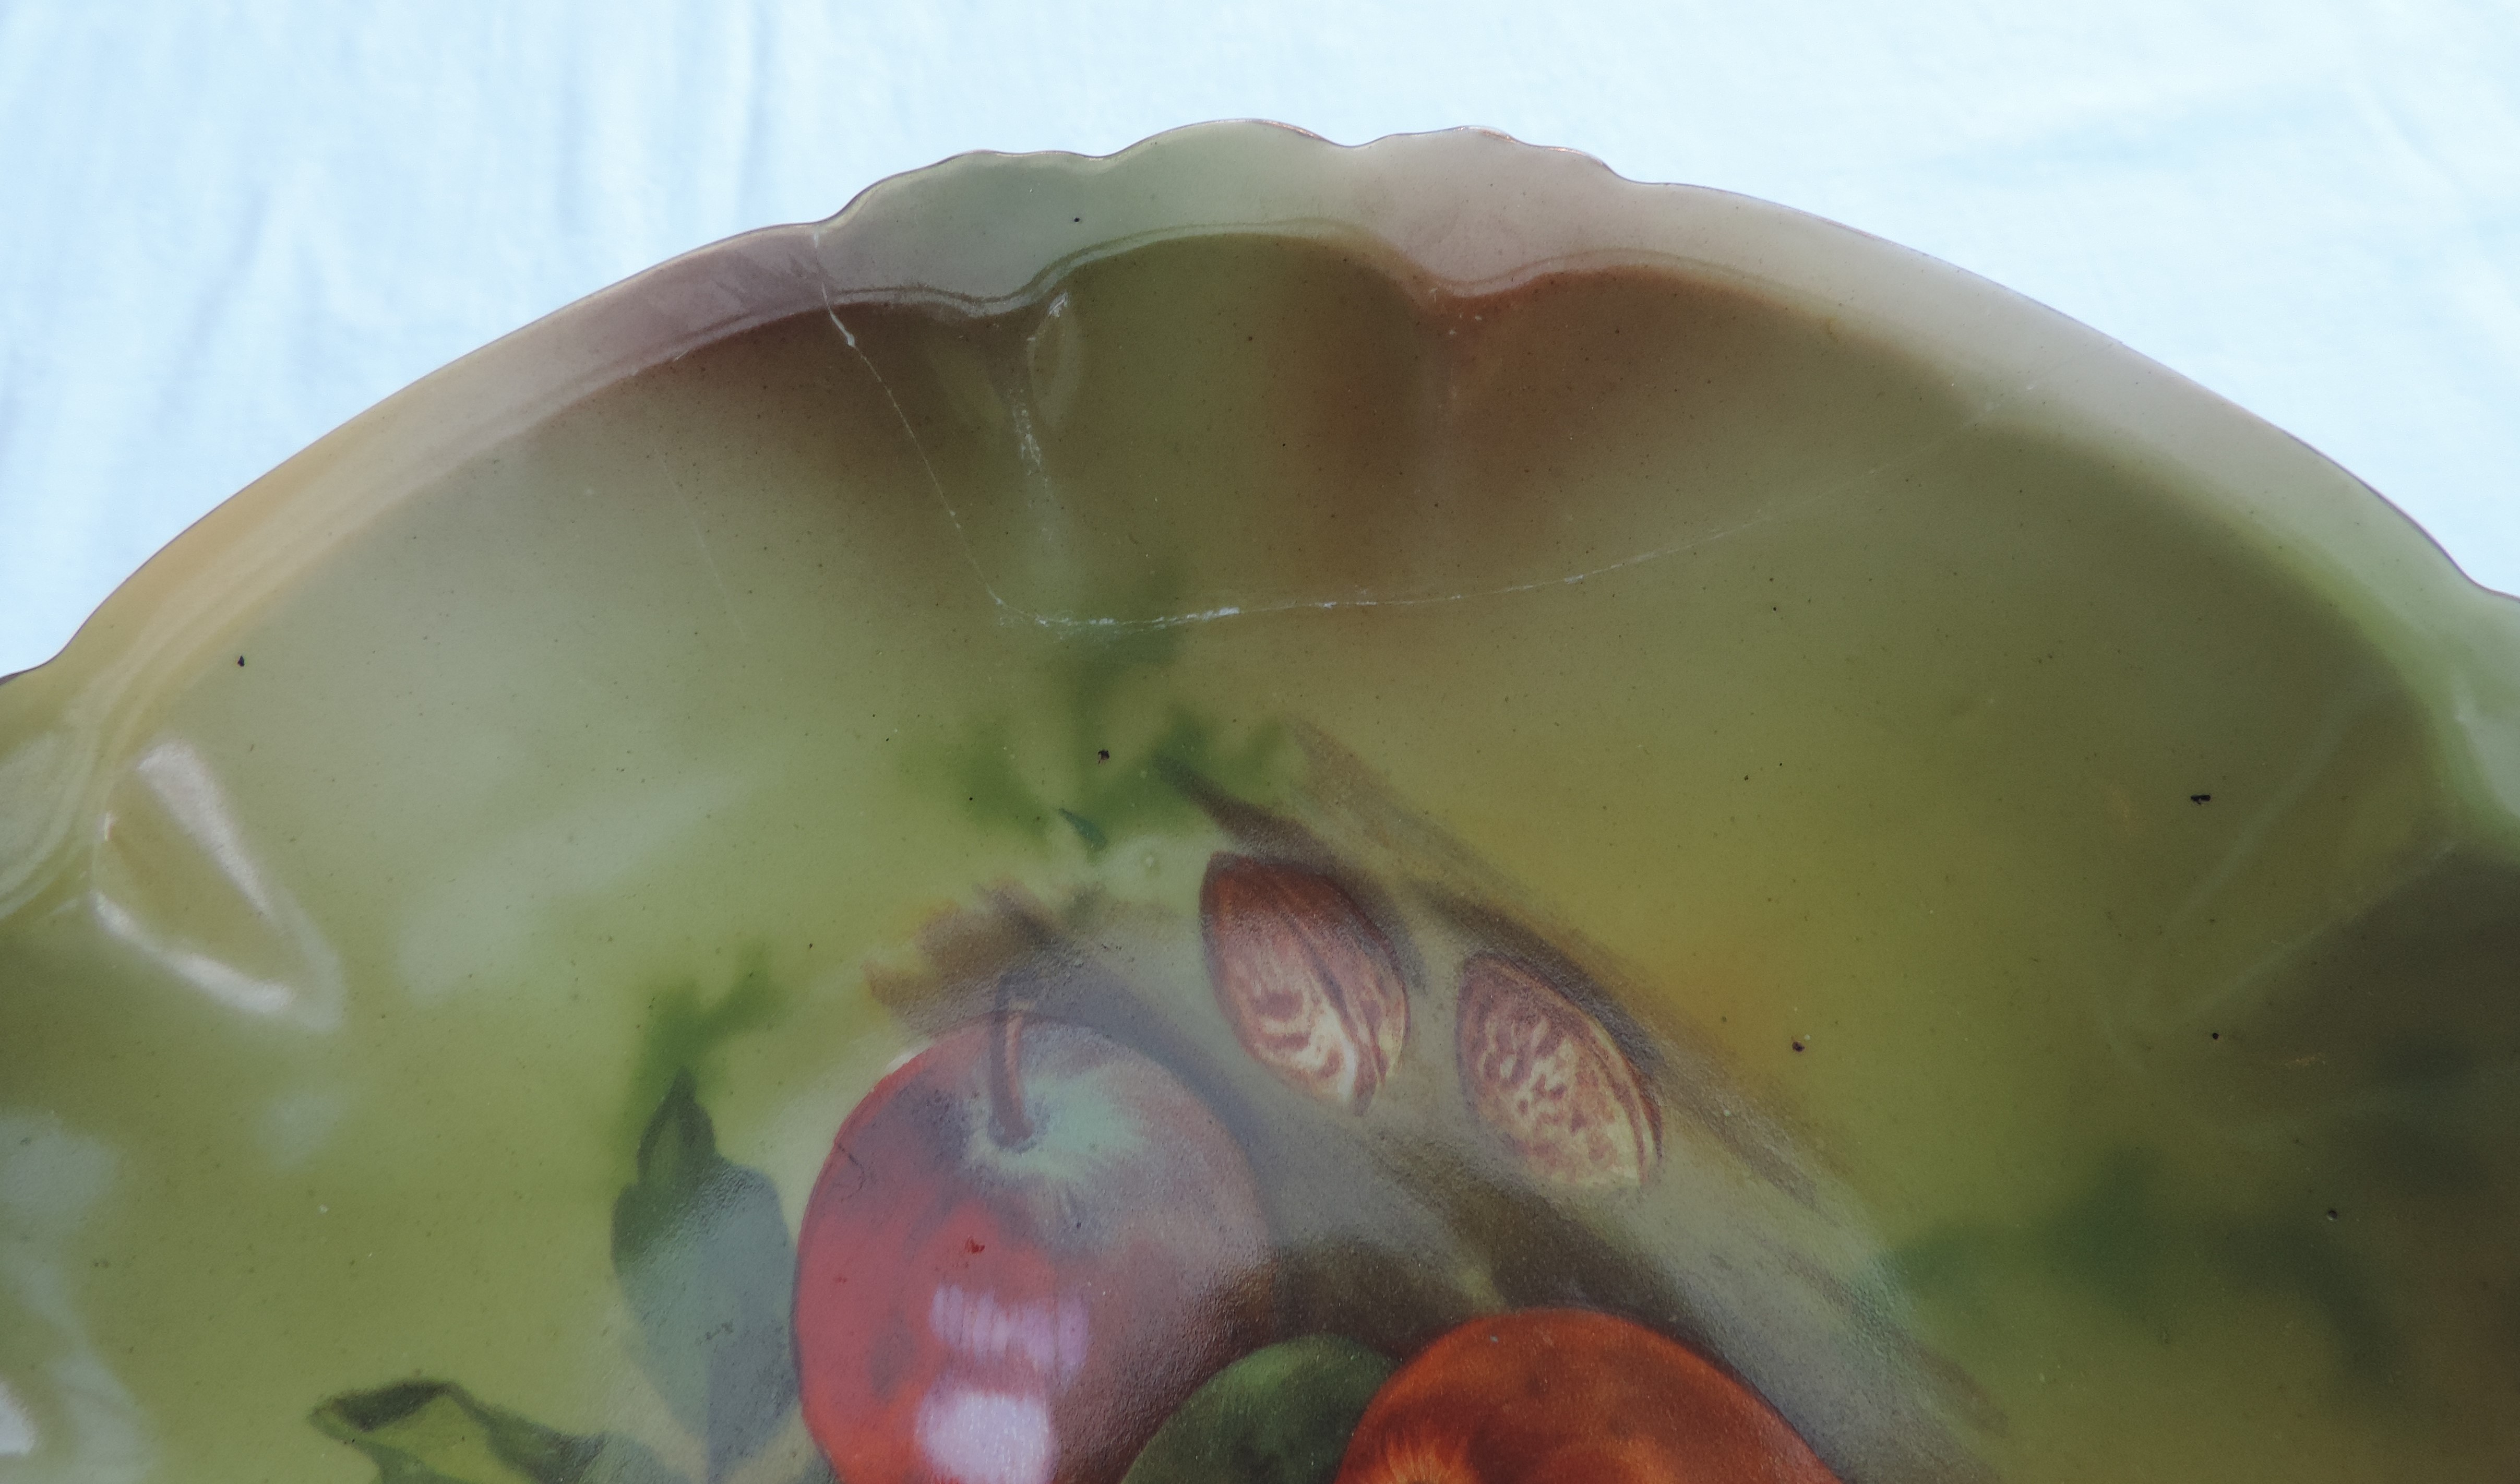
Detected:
[{"left": 988, "top": 972, "right": 1036, "bottom": 1148}]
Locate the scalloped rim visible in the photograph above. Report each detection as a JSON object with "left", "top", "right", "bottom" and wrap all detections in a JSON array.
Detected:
[{"left": 7, "top": 120, "right": 2520, "bottom": 918}]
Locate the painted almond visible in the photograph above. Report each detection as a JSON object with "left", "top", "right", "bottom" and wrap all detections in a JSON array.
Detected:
[
  {"left": 1201, "top": 854, "right": 1410, "bottom": 1112},
  {"left": 1455, "top": 953, "right": 1662, "bottom": 1188}
]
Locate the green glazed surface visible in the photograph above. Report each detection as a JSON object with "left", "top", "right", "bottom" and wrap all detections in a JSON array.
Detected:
[{"left": 3, "top": 124, "right": 2516, "bottom": 1483}]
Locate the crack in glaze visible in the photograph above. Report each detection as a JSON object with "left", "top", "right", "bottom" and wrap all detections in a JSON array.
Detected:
[
  {"left": 821, "top": 278, "right": 2089, "bottom": 638},
  {"left": 980, "top": 392, "right": 2024, "bottom": 634},
  {"left": 821, "top": 288, "right": 1031, "bottom": 624}
]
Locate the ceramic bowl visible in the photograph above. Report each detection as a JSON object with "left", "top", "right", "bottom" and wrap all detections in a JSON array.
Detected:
[{"left": 4, "top": 123, "right": 2517, "bottom": 1484}]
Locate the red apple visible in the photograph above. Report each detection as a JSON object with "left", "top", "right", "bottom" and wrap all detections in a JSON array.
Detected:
[{"left": 795, "top": 1011, "right": 1271, "bottom": 1484}]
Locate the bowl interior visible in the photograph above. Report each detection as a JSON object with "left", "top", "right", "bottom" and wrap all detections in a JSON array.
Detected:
[{"left": 4, "top": 125, "right": 2518, "bottom": 1483}]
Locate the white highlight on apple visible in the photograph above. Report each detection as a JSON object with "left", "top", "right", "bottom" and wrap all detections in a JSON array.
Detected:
[
  {"left": 913, "top": 1384, "right": 1053, "bottom": 1484},
  {"left": 0, "top": 1375, "right": 37, "bottom": 1456},
  {"left": 928, "top": 1284, "right": 1089, "bottom": 1383}
]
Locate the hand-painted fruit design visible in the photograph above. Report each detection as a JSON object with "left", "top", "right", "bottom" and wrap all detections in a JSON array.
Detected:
[
  {"left": 1333, "top": 1310, "right": 1840, "bottom": 1484},
  {"left": 1200, "top": 854, "right": 1410, "bottom": 1112},
  {"left": 1455, "top": 954, "right": 1662, "bottom": 1189},
  {"left": 794, "top": 1013, "right": 1272, "bottom": 1484},
  {"left": 1120, "top": 1335, "right": 1398, "bottom": 1484},
  {"left": 309, "top": 757, "right": 1962, "bottom": 1484}
]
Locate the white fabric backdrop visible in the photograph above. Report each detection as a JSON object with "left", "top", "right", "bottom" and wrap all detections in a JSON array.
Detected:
[{"left": 3, "top": 0, "right": 2515, "bottom": 677}]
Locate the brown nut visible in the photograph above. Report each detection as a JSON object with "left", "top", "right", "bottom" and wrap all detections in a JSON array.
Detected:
[
  {"left": 1456, "top": 952, "right": 1662, "bottom": 1188},
  {"left": 1200, "top": 853, "right": 1411, "bottom": 1112}
]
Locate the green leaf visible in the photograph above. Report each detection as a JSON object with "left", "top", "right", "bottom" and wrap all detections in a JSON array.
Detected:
[
  {"left": 1057, "top": 808, "right": 1110, "bottom": 852},
  {"left": 618, "top": 956, "right": 790, "bottom": 1153},
  {"left": 309, "top": 1380, "right": 683, "bottom": 1484},
  {"left": 1120, "top": 1336, "right": 1397, "bottom": 1484},
  {"left": 613, "top": 1071, "right": 801, "bottom": 1481}
]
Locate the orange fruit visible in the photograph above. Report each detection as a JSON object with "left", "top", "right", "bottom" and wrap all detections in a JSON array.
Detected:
[{"left": 1334, "top": 1310, "right": 1838, "bottom": 1484}]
